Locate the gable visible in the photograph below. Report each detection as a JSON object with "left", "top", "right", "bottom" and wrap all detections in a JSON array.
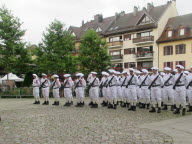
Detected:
[{"left": 137, "top": 14, "right": 154, "bottom": 26}]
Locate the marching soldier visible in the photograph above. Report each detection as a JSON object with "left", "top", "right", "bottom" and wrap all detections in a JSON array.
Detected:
[
  {"left": 135, "top": 70, "right": 142, "bottom": 108},
  {"left": 74, "top": 73, "right": 86, "bottom": 107},
  {"left": 121, "top": 71, "right": 129, "bottom": 108},
  {"left": 187, "top": 66, "right": 192, "bottom": 112},
  {"left": 149, "top": 67, "right": 164, "bottom": 113},
  {"left": 139, "top": 69, "right": 151, "bottom": 109},
  {"left": 107, "top": 69, "right": 118, "bottom": 109},
  {"left": 116, "top": 71, "right": 123, "bottom": 106},
  {"left": 32, "top": 74, "right": 40, "bottom": 104},
  {"left": 52, "top": 75, "right": 61, "bottom": 106},
  {"left": 127, "top": 68, "right": 138, "bottom": 111},
  {"left": 41, "top": 74, "right": 51, "bottom": 105},
  {"left": 162, "top": 67, "right": 175, "bottom": 111},
  {"left": 88, "top": 72, "right": 100, "bottom": 108},
  {"left": 63, "top": 74, "right": 74, "bottom": 106},
  {"left": 100, "top": 72, "right": 109, "bottom": 107},
  {"left": 173, "top": 65, "right": 187, "bottom": 115},
  {"left": 87, "top": 72, "right": 94, "bottom": 106}
]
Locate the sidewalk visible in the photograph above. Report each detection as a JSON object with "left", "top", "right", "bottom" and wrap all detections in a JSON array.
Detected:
[{"left": 140, "top": 114, "right": 192, "bottom": 144}]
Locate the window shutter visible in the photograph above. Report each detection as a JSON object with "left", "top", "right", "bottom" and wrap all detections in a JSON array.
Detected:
[
  {"left": 183, "top": 61, "right": 185, "bottom": 69},
  {"left": 164, "top": 47, "right": 166, "bottom": 55},
  {"left": 164, "top": 62, "right": 166, "bottom": 68},
  {"left": 175, "top": 45, "right": 178, "bottom": 54},
  {"left": 171, "top": 46, "right": 173, "bottom": 55},
  {"left": 170, "top": 62, "right": 173, "bottom": 70},
  {"left": 176, "top": 61, "right": 179, "bottom": 65}
]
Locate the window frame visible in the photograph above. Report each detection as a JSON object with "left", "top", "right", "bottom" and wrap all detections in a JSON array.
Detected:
[
  {"left": 163, "top": 45, "right": 173, "bottom": 56},
  {"left": 175, "top": 44, "right": 186, "bottom": 54}
]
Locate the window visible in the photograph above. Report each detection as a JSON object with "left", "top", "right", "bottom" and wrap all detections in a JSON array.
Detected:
[
  {"left": 71, "top": 32, "right": 76, "bottom": 36},
  {"left": 124, "top": 34, "right": 131, "bottom": 41},
  {"left": 124, "top": 48, "right": 135, "bottom": 54},
  {"left": 176, "top": 44, "right": 186, "bottom": 54},
  {"left": 96, "top": 27, "right": 102, "bottom": 32},
  {"left": 164, "top": 46, "right": 173, "bottom": 55},
  {"left": 112, "top": 63, "right": 123, "bottom": 71},
  {"left": 176, "top": 61, "right": 185, "bottom": 69},
  {"left": 137, "top": 46, "right": 153, "bottom": 53},
  {"left": 137, "top": 61, "right": 153, "bottom": 68},
  {"left": 168, "top": 31, "right": 172, "bottom": 37},
  {"left": 137, "top": 31, "right": 151, "bottom": 38},
  {"left": 109, "top": 36, "right": 122, "bottom": 42},
  {"left": 124, "top": 62, "right": 135, "bottom": 68},
  {"left": 164, "top": 62, "right": 173, "bottom": 70},
  {"left": 110, "top": 51, "right": 121, "bottom": 56},
  {"left": 180, "top": 29, "right": 185, "bottom": 36}
]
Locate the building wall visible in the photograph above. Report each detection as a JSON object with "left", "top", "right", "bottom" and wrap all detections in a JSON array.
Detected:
[{"left": 159, "top": 39, "right": 192, "bottom": 71}]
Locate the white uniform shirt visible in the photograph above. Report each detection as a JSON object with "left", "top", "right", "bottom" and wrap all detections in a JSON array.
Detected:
[
  {"left": 40, "top": 78, "right": 50, "bottom": 88},
  {"left": 117, "top": 76, "right": 122, "bottom": 86},
  {"left": 173, "top": 72, "right": 187, "bottom": 86},
  {"left": 75, "top": 78, "right": 86, "bottom": 88},
  {"left": 101, "top": 77, "right": 109, "bottom": 88},
  {"left": 140, "top": 74, "right": 150, "bottom": 87},
  {"left": 64, "top": 78, "right": 74, "bottom": 88},
  {"left": 33, "top": 78, "right": 40, "bottom": 87},
  {"left": 121, "top": 76, "right": 128, "bottom": 87},
  {"left": 137, "top": 75, "right": 142, "bottom": 86},
  {"left": 107, "top": 75, "right": 118, "bottom": 87},
  {"left": 126, "top": 74, "right": 138, "bottom": 86},
  {"left": 149, "top": 73, "right": 164, "bottom": 86},
  {"left": 163, "top": 73, "right": 174, "bottom": 86},
  {"left": 52, "top": 78, "right": 61, "bottom": 89},
  {"left": 89, "top": 77, "right": 100, "bottom": 87},
  {"left": 186, "top": 74, "right": 192, "bottom": 88}
]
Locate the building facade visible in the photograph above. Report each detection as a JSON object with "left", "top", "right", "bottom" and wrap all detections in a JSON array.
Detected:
[
  {"left": 69, "top": 0, "right": 178, "bottom": 71},
  {"left": 157, "top": 13, "right": 192, "bottom": 71}
]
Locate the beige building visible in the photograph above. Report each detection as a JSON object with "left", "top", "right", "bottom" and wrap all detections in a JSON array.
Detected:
[
  {"left": 157, "top": 13, "right": 192, "bottom": 71},
  {"left": 104, "top": 0, "right": 178, "bottom": 72},
  {"left": 69, "top": 0, "right": 178, "bottom": 72}
]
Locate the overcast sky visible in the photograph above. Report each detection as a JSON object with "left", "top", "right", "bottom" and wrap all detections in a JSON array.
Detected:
[{"left": 1, "top": 0, "right": 191, "bottom": 44}]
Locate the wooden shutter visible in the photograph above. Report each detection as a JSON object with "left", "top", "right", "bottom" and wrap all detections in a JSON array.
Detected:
[
  {"left": 164, "top": 62, "right": 167, "bottom": 68},
  {"left": 170, "top": 46, "right": 173, "bottom": 55},
  {"left": 170, "top": 62, "right": 173, "bottom": 70},
  {"left": 183, "top": 61, "right": 186, "bottom": 69},
  {"left": 175, "top": 45, "right": 178, "bottom": 54},
  {"left": 164, "top": 47, "right": 166, "bottom": 55},
  {"left": 176, "top": 61, "right": 179, "bottom": 65}
]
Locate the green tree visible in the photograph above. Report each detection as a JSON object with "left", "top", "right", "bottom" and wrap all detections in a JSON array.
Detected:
[
  {"left": 0, "top": 6, "right": 32, "bottom": 74},
  {"left": 79, "top": 30, "right": 111, "bottom": 76},
  {"left": 36, "top": 19, "right": 77, "bottom": 74}
]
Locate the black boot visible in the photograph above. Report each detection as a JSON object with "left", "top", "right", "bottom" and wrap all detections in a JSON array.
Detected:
[
  {"left": 182, "top": 108, "right": 186, "bottom": 115},
  {"left": 52, "top": 101, "right": 56, "bottom": 105},
  {"left": 139, "top": 103, "right": 143, "bottom": 109},
  {"left": 92, "top": 103, "right": 98, "bottom": 108},
  {"left": 121, "top": 102, "right": 126, "bottom": 108},
  {"left": 161, "top": 102, "right": 164, "bottom": 107},
  {"left": 101, "top": 101, "right": 105, "bottom": 106},
  {"left": 120, "top": 101, "right": 123, "bottom": 106},
  {"left": 89, "top": 101, "right": 94, "bottom": 106},
  {"left": 187, "top": 106, "right": 192, "bottom": 112},
  {"left": 173, "top": 108, "right": 180, "bottom": 114},
  {"left": 171, "top": 105, "right": 174, "bottom": 111},
  {"left": 71, "top": 101, "right": 73, "bottom": 105},
  {"left": 75, "top": 103, "right": 80, "bottom": 107},
  {"left": 56, "top": 101, "right": 59, "bottom": 106},
  {"left": 102, "top": 101, "right": 107, "bottom": 107},
  {"left": 46, "top": 101, "right": 49, "bottom": 105},
  {"left": 149, "top": 107, "right": 156, "bottom": 113},
  {"left": 117, "top": 101, "right": 119, "bottom": 105},
  {"left": 91, "top": 103, "right": 95, "bottom": 108},
  {"left": 128, "top": 105, "right": 133, "bottom": 111},
  {"left": 113, "top": 104, "right": 117, "bottom": 109},
  {"left": 64, "top": 102, "right": 69, "bottom": 106},
  {"left": 108, "top": 103, "right": 113, "bottom": 109},
  {"left": 132, "top": 106, "right": 136, "bottom": 111},
  {"left": 142, "top": 104, "right": 146, "bottom": 109},
  {"left": 126, "top": 103, "right": 130, "bottom": 108},
  {"left": 146, "top": 104, "right": 150, "bottom": 109},
  {"left": 33, "top": 101, "right": 38, "bottom": 104},
  {"left": 79, "top": 102, "right": 83, "bottom": 107},
  {"left": 37, "top": 101, "right": 40, "bottom": 104},
  {"left": 162, "top": 105, "right": 168, "bottom": 110},
  {"left": 42, "top": 101, "right": 46, "bottom": 105},
  {"left": 157, "top": 107, "right": 161, "bottom": 113}
]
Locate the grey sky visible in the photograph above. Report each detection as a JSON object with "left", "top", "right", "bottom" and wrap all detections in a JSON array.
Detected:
[{"left": 1, "top": 0, "right": 191, "bottom": 44}]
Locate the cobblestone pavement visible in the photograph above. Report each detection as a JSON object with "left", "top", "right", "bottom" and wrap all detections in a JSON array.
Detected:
[{"left": 0, "top": 98, "right": 190, "bottom": 144}]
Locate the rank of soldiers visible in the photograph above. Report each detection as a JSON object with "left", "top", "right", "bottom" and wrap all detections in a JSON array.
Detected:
[{"left": 32, "top": 65, "right": 192, "bottom": 116}]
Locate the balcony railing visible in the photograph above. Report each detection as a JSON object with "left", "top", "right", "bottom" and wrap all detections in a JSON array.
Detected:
[
  {"left": 111, "top": 55, "right": 123, "bottom": 60},
  {"left": 133, "top": 36, "right": 154, "bottom": 44},
  {"left": 136, "top": 51, "right": 153, "bottom": 59},
  {"left": 109, "top": 41, "right": 123, "bottom": 48}
]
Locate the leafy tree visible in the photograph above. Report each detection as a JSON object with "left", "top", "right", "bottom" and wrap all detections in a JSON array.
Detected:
[
  {"left": 79, "top": 30, "right": 111, "bottom": 76},
  {"left": 35, "top": 19, "right": 77, "bottom": 74},
  {"left": 23, "top": 71, "right": 33, "bottom": 87},
  {"left": 0, "top": 6, "right": 32, "bottom": 74}
]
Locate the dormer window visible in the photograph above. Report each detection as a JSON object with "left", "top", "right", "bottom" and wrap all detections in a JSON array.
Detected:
[
  {"left": 180, "top": 29, "right": 185, "bottom": 36},
  {"left": 96, "top": 27, "right": 102, "bottom": 32},
  {"left": 168, "top": 31, "right": 172, "bottom": 37},
  {"left": 137, "top": 14, "right": 153, "bottom": 25}
]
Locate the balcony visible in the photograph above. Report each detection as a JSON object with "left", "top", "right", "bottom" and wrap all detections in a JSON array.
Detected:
[
  {"left": 136, "top": 51, "right": 153, "bottom": 61},
  {"left": 109, "top": 41, "right": 123, "bottom": 48},
  {"left": 110, "top": 55, "right": 123, "bottom": 62},
  {"left": 132, "top": 36, "right": 154, "bottom": 45}
]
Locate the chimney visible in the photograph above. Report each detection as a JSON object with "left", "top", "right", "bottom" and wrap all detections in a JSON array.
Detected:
[
  {"left": 82, "top": 20, "right": 84, "bottom": 26},
  {"left": 133, "top": 6, "right": 138, "bottom": 16},
  {"left": 120, "top": 11, "right": 125, "bottom": 16},
  {"left": 94, "top": 14, "right": 103, "bottom": 23},
  {"left": 147, "top": 3, "right": 153, "bottom": 12}
]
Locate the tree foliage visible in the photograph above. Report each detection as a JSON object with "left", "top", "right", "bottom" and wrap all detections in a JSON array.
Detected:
[
  {"left": 79, "top": 30, "right": 111, "bottom": 76},
  {"left": 35, "top": 19, "right": 77, "bottom": 74},
  {"left": 0, "top": 6, "right": 32, "bottom": 74}
]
